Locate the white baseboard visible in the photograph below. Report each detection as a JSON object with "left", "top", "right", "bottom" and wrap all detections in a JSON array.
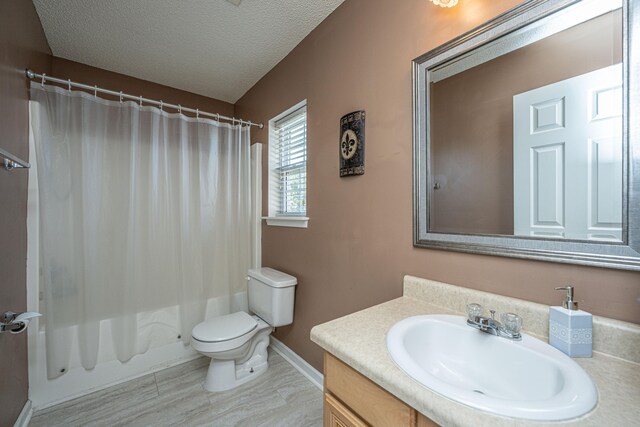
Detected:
[
  {"left": 269, "top": 337, "right": 323, "bottom": 390},
  {"left": 13, "top": 400, "right": 32, "bottom": 427}
]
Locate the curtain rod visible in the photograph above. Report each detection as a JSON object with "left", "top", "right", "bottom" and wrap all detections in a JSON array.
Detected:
[{"left": 25, "top": 69, "right": 263, "bottom": 129}]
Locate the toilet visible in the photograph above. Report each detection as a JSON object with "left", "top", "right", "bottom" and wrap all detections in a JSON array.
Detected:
[{"left": 191, "top": 267, "right": 297, "bottom": 392}]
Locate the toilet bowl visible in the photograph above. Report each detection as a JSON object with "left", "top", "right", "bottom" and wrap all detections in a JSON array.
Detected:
[{"left": 191, "top": 268, "right": 297, "bottom": 392}]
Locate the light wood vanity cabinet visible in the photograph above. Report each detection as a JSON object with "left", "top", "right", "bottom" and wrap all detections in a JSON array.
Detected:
[
  {"left": 323, "top": 353, "right": 439, "bottom": 427},
  {"left": 324, "top": 392, "right": 368, "bottom": 427}
]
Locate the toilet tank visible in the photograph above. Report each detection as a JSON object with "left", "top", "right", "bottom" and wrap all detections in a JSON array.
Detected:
[{"left": 248, "top": 267, "right": 297, "bottom": 327}]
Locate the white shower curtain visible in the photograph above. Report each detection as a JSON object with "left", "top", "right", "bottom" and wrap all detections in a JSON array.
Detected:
[{"left": 29, "top": 82, "right": 252, "bottom": 379}]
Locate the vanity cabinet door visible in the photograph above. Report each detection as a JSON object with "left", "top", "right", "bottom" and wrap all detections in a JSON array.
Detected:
[
  {"left": 324, "top": 392, "right": 368, "bottom": 427},
  {"left": 325, "top": 353, "right": 414, "bottom": 426},
  {"left": 324, "top": 353, "right": 440, "bottom": 427}
]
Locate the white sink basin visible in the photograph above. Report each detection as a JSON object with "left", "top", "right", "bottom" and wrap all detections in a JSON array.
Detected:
[{"left": 386, "top": 315, "right": 597, "bottom": 421}]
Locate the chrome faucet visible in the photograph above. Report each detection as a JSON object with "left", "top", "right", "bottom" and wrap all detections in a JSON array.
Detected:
[{"left": 466, "top": 304, "right": 522, "bottom": 341}]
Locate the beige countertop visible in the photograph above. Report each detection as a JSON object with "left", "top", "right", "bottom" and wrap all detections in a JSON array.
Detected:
[{"left": 310, "top": 276, "right": 640, "bottom": 427}]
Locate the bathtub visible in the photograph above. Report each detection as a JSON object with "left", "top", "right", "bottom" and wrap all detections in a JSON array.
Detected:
[{"left": 27, "top": 293, "right": 248, "bottom": 409}]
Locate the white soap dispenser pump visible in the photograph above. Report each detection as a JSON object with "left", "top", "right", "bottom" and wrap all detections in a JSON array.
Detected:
[{"left": 549, "top": 286, "right": 592, "bottom": 357}]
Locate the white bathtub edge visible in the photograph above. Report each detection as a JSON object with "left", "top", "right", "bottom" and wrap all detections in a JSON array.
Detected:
[{"left": 30, "top": 342, "right": 201, "bottom": 410}]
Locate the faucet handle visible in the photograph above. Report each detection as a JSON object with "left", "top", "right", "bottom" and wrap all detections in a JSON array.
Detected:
[
  {"left": 490, "top": 310, "right": 496, "bottom": 320},
  {"left": 466, "top": 303, "right": 484, "bottom": 321},
  {"left": 500, "top": 312, "right": 523, "bottom": 334}
]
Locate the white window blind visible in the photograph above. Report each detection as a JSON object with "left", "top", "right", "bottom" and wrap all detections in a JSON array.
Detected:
[{"left": 270, "top": 104, "right": 307, "bottom": 216}]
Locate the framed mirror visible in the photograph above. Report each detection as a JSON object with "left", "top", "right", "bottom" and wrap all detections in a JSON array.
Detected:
[{"left": 413, "top": 0, "right": 640, "bottom": 270}]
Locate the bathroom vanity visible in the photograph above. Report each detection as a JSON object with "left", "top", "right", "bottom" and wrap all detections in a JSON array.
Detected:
[
  {"left": 311, "top": 276, "right": 640, "bottom": 426},
  {"left": 324, "top": 352, "right": 437, "bottom": 427}
]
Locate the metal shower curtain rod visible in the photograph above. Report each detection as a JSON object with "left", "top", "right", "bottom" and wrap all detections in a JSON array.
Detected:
[{"left": 25, "top": 69, "right": 264, "bottom": 129}]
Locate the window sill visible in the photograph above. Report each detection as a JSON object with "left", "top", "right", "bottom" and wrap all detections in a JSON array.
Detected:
[{"left": 263, "top": 216, "right": 309, "bottom": 228}]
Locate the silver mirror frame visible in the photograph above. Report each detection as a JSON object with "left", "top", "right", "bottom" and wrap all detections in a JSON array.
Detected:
[{"left": 413, "top": 0, "right": 640, "bottom": 270}]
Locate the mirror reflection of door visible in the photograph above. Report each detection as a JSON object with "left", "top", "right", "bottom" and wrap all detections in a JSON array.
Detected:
[{"left": 513, "top": 64, "right": 622, "bottom": 241}]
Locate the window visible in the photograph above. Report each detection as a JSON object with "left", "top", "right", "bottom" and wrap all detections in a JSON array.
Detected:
[{"left": 267, "top": 100, "right": 308, "bottom": 228}]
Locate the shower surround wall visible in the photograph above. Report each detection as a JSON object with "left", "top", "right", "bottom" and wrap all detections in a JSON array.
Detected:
[
  {"left": 234, "top": 0, "right": 640, "bottom": 373},
  {"left": 0, "top": 1, "right": 51, "bottom": 426}
]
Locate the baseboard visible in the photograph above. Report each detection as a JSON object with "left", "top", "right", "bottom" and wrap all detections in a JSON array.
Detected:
[
  {"left": 13, "top": 400, "right": 33, "bottom": 427},
  {"left": 269, "top": 337, "right": 323, "bottom": 390}
]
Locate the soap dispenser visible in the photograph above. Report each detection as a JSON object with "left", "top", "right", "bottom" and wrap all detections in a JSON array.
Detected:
[{"left": 549, "top": 286, "right": 592, "bottom": 357}]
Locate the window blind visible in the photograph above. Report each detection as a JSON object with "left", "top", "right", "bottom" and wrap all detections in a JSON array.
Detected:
[{"left": 272, "top": 106, "right": 307, "bottom": 216}]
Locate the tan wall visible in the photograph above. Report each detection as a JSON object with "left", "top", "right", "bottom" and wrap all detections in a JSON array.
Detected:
[
  {"left": 235, "top": 0, "right": 640, "bottom": 372},
  {"left": 51, "top": 58, "right": 235, "bottom": 118},
  {"left": 430, "top": 11, "right": 622, "bottom": 235},
  {"left": 0, "top": 1, "right": 51, "bottom": 426}
]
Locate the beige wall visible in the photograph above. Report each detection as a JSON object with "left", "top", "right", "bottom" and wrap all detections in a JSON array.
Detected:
[
  {"left": 431, "top": 11, "right": 622, "bottom": 235},
  {"left": 50, "top": 58, "right": 235, "bottom": 118},
  {"left": 235, "top": 0, "right": 640, "bottom": 372},
  {"left": 0, "top": 1, "right": 51, "bottom": 426}
]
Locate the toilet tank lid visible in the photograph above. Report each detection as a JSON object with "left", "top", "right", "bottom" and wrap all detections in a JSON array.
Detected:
[{"left": 248, "top": 267, "right": 297, "bottom": 288}]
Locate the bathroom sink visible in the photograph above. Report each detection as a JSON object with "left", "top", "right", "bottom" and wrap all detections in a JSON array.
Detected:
[{"left": 386, "top": 315, "right": 597, "bottom": 421}]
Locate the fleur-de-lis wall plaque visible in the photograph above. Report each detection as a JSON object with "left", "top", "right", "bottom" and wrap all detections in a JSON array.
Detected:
[{"left": 339, "top": 110, "right": 365, "bottom": 177}]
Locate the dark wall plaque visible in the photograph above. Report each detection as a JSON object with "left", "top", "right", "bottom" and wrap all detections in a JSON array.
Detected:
[{"left": 339, "top": 110, "right": 365, "bottom": 177}]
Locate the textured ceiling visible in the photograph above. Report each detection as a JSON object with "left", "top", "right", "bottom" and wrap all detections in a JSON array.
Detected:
[{"left": 33, "top": 0, "right": 344, "bottom": 103}]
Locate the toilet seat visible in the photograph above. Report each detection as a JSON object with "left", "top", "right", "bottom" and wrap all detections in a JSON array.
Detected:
[{"left": 192, "top": 311, "right": 258, "bottom": 343}]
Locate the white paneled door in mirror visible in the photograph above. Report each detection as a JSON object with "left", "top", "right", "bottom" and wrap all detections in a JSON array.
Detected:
[{"left": 513, "top": 64, "right": 622, "bottom": 242}]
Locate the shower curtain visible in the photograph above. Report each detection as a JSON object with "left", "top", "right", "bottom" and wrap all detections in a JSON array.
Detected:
[{"left": 29, "top": 82, "right": 252, "bottom": 379}]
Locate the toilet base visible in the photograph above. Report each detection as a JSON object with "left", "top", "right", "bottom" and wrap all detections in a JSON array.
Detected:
[{"left": 203, "top": 332, "right": 270, "bottom": 392}]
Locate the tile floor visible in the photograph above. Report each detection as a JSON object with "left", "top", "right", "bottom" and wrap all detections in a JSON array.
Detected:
[{"left": 30, "top": 349, "right": 323, "bottom": 427}]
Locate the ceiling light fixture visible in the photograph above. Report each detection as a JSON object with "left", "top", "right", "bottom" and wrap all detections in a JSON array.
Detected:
[{"left": 429, "top": 0, "right": 459, "bottom": 7}]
